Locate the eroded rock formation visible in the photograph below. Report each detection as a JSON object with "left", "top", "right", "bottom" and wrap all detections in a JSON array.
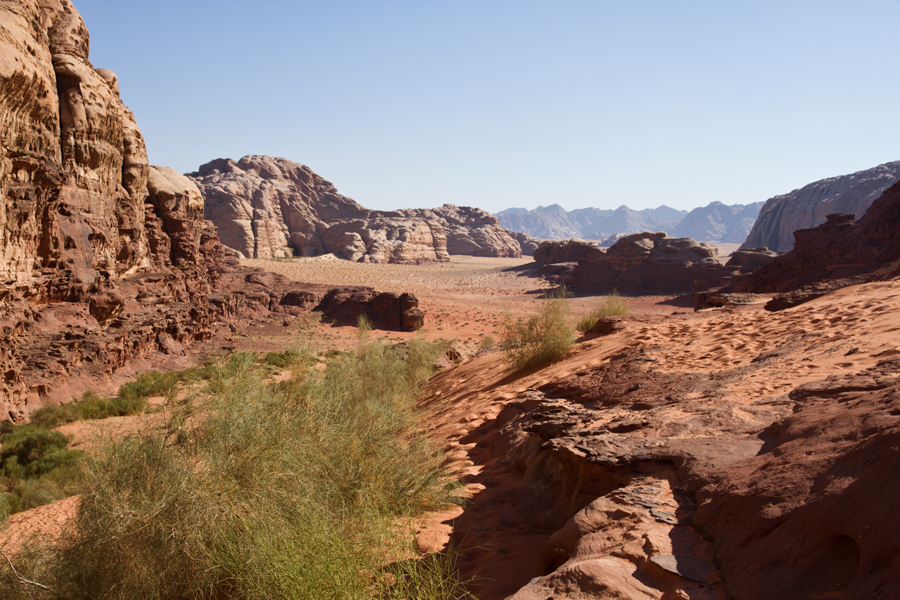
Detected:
[
  {"left": 0, "top": 0, "right": 238, "bottom": 419},
  {"left": 742, "top": 160, "right": 900, "bottom": 252},
  {"left": 533, "top": 239, "right": 603, "bottom": 264},
  {"left": 190, "top": 155, "right": 528, "bottom": 261},
  {"left": 538, "top": 232, "right": 740, "bottom": 295},
  {"left": 730, "top": 180, "right": 900, "bottom": 296},
  {"left": 0, "top": 2, "right": 419, "bottom": 421}
]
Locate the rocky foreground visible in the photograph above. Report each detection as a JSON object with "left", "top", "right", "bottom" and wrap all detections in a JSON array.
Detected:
[{"left": 421, "top": 279, "right": 900, "bottom": 599}]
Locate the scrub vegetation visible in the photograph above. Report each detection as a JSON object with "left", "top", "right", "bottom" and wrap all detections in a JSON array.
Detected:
[{"left": 1, "top": 338, "right": 470, "bottom": 600}]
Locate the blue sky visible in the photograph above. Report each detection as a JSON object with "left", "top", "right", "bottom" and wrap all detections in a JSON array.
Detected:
[{"left": 75, "top": 0, "right": 900, "bottom": 213}]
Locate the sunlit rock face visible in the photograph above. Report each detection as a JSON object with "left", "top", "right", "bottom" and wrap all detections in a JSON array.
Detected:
[
  {"left": 190, "top": 155, "right": 527, "bottom": 262},
  {"left": 0, "top": 0, "right": 230, "bottom": 419}
]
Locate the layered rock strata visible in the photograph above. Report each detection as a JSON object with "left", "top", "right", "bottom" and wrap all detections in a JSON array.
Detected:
[
  {"left": 742, "top": 160, "right": 900, "bottom": 252},
  {"left": 190, "top": 155, "right": 529, "bottom": 261},
  {"left": 0, "top": 0, "right": 236, "bottom": 419},
  {"left": 423, "top": 283, "right": 900, "bottom": 599}
]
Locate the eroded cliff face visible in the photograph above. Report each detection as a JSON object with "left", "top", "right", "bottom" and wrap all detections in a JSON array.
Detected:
[
  {"left": 741, "top": 161, "right": 900, "bottom": 252},
  {"left": 190, "top": 155, "right": 529, "bottom": 262},
  {"left": 0, "top": 0, "right": 231, "bottom": 419},
  {"left": 730, "top": 180, "right": 900, "bottom": 296}
]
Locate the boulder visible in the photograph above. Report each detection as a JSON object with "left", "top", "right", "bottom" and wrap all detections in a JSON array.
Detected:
[
  {"left": 724, "top": 247, "right": 779, "bottom": 273},
  {"left": 315, "top": 288, "right": 425, "bottom": 332}
]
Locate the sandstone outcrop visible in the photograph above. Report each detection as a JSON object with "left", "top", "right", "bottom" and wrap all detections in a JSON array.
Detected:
[
  {"left": 742, "top": 160, "right": 900, "bottom": 252},
  {"left": 423, "top": 281, "right": 900, "bottom": 599},
  {"left": 315, "top": 288, "right": 424, "bottom": 332},
  {"left": 509, "top": 230, "right": 540, "bottom": 256},
  {"left": 546, "top": 232, "right": 740, "bottom": 295},
  {"left": 0, "top": 2, "right": 419, "bottom": 421},
  {"left": 189, "top": 156, "right": 448, "bottom": 263},
  {"left": 730, "top": 180, "right": 900, "bottom": 296},
  {"left": 0, "top": 0, "right": 236, "bottom": 419},
  {"left": 533, "top": 239, "right": 603, "bottom": 264},
  {"left": 723, "top": 246, "right": 779, "bottom": 273},
  {"left": 190, "top": 156, "right": 527, "bottom": 261}
]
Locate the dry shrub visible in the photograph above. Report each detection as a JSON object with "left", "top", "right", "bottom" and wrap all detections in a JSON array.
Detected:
[
  {"left": 1, "top": 340, "right": 470, "bottom": 600},
  {"left": 501, "top": 286, "right": 574, "bottom": 371},
  {"left": 575, "top": 290, "right": 630, "bottom": 333}
]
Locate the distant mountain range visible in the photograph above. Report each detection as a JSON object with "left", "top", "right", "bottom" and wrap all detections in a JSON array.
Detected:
[{"left": 497, "top": 201, "right": 762, "bottom": 245}]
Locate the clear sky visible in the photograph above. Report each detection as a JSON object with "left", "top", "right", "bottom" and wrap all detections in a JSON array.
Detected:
[{"left": 74, "top": 0, "right": 900, "bottom": 213}]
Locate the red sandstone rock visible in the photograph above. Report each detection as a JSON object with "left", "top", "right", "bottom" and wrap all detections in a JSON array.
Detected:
[
  {"left": 315, "top": 288, "right": 424, "bottom": 332},
  {"left": 556, "top": 232, "right": 739, "bottom": 295},
  {"left": 533, "top": 239, "right": 603, "bottom": 264},
  {"left": 729, "top": 180, "right": 900, "bottom": 295}
]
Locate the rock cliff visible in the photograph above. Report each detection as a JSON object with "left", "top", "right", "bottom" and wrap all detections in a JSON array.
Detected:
[
  {"left": 730, "top": 179, "right": 900, "bottom": 295},
  {"left": 742, "top": 161, "right": 900, "bottom": 252},
  {"left": 0, "top": 0, "right": 241, "bottom": 419},
  {"left": 190, "top": 156, "right": 527, "bottom": 261},
  {"left": 0, "top": 2, "right": 417, "bottom": 421}
]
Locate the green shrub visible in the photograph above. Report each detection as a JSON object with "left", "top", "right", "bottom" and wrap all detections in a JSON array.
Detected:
[
  {"left": 262, "top": 349, "right": 300, "bottom": 368},
  {"left": 501, "top": 286, "right": 575, "bottom": 371},
  {"left": 4, "top": 339, "right": 469, "bottom": 599},
  {"left": 478, "top": 334, "right": 496, "bottom": 351},
  {"left": 0, "top": 425, "right": 82, "bottom": 519},
  {"left": 31, "top": 391, "right": 146, "bottom": 428},
  {"left": 118, "top": 371, "right": 179, "bottom": 403},
  {"left": 575, "top": 291, "right": 631, "bottom": 333}
]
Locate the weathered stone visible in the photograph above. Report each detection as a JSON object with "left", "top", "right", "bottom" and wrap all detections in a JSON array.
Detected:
[
  {"left": 742, "top": 161, "right": 900, "bottom": 252},
  {"left": 533, "top": 239, "right": 603, "bottom": 264},
  {"left": 558, "top": 232, "right": 739, "bottom": 294},
  {"left": 725, "top": 247, "right": 779, "bottom": 273},
  {"left": 730, "top": 181, "right": 900, "bottom": 295}
]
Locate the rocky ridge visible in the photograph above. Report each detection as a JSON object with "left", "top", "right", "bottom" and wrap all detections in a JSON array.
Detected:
[
  {"left": 497, "top": 204, "right": 686, "bottom": 242},
  {"left": 742, "top": 160, "right": 900, "bottom": 252},
  {"left": 190, "top": 156, "right": 533, "bottom": 262},
  {"left": 422, "top": 279, "right": 900, "bottom": 599},
  {"left": 669, "top": 201, "right": 764, "bottom": 244}
]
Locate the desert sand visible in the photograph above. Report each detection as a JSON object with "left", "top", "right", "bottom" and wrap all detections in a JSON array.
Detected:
[{"left": 4, "top": 258, "right": 899, "bottom": 599}]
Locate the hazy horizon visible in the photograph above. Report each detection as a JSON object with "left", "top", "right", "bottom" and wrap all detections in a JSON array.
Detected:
[{"left": 75, "top": 0, "right": 900, "bottom": 214}]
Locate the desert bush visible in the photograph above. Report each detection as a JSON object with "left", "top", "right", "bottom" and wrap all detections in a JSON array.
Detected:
[
  {"left": 262, "top": 349, "right": 301, "bottom": 368},
  {"left": 501, "top": 286, "right": 575, "bottom": 371},
  {"left": 575, "top": 290, "right": 630, "bottom": 333},
  {"left": 478, "top": 334, "right": 496, "bottom": 351},
  {"left": 2, "top": 339, "right": 469, "bottom": 599},
  {"left": 0, "top": 424, "right": 82, "bottom": 518},
  {"left": 30, "top": 390, "right": 147, "bottom": 429}
]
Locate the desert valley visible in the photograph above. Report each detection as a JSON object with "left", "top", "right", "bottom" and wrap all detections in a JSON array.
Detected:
[{"left": 2, "top": 1, "right": 900, "bottom": 599}]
